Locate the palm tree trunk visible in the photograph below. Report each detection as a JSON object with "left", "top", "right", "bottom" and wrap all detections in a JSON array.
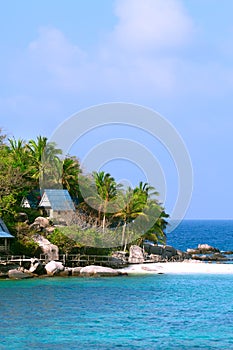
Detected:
[
  {"left": 102, "top": 213, "right": 106, "bottom": 233},
  {"left": 121, "top": 222, "right": 126, "bottom": 249}
]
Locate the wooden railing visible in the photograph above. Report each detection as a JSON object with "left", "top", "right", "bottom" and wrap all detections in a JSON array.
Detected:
[{"left": 0, "top": 254, "right": 128, "bottom": 268}]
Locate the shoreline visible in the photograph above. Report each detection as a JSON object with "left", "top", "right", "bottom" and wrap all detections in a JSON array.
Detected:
[{"left": 119, "top": 261, "right": 233, "bottom": 275}]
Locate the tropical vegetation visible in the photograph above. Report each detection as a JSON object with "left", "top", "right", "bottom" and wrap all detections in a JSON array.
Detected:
[{"left": 0, "top": 128, "right": 169, "bottom": 255}]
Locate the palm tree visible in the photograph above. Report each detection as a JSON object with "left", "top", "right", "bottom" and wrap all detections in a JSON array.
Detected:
[
  {"left": 92, "top": 171, "right": 119, "bottom": 232},
  {"left": 8, "top": 137, "right": 28, "bottom": 172},
  {"left": 62, "top": 156, "right": 81, "bottom": 199},
  {"left": 27, "top": 136, "right": 62, "bottom": 188},
  {"left": 114, "top": 187, "right": 147, "bottom": 250}
]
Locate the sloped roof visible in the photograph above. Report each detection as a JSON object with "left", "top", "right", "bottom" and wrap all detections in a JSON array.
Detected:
[
  {"left": 39, "top": 189, "right": 75, "bottom": 211},
  {"left": 21, "top": 190, "right": 41, "bottom": 209},
  {"left": 0, "top": 231, "right": 14, "bottom": 238},
  {"left": 0, "top": 219, "right": 14, "bottom": 238}
]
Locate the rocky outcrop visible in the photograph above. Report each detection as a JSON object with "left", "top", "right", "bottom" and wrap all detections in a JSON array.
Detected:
[
  {"left": 8, "top": 268, "right": 34, "bottom": 279},
  {"left": 30, "top": 217, "right": 50, "bottom": 231},
  {"left": 111, "top": 251, "right": 128, "bottom": 266},
  {"left": 45, "top": 260, "right": 65, "bottom": 276},
  {"left": 162, "top": 245, "right": 177, "bottom": 259},
  {"left": 186, "top": 244, "right": 229, "bottom": 262},
  {"left": 0, "top": 262, "right": 19, "bottom": 278},
  {"left": 187, "top": 244, "right": 220, "bottom": 255},
  {"left": 128, "top": 245, "right": 144, "bottom": 264},
  {"left": 29, "top": 258, "right": 46, "bottom": 275},
  {"left": 32, "top": 234, "right": 59, "bottom": 261}
]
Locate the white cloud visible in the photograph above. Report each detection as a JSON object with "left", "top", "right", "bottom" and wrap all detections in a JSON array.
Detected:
[{"left": 112, "top": 0, "right": 194, "bottom": 52}]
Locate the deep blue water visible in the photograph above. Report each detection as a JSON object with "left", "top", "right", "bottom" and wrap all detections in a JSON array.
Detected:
[
  {"left": 1, "top": 220, "right": 233, "bottom": 349},
  {"left": 167, "top": 220, "right": 233, "bottom": 251}
]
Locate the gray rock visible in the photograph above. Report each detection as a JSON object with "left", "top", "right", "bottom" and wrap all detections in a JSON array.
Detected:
[
  {"left": 34, "top": 216, "right": 50, "bottom": 228},
  {"left": 29, "top": 258, "right": 45, "bottom": 275},
  {"left": 128, "top": 245, "right": 144, "bottom": 264},
  {"left": 111, "top": 251, "right": 127, "bottom": 263},
  {"left": 8, "top": 269, "right": 34, "bottom": 279},
  {"left": 187, "top": 248, "right": 198, "bottom": 254},
  {"left": 57, "top": 268, "right": 70, "bottom": 277},
  {"left": 163, "top": 245, "right": 177, "bottom": 259},
  {"left": 197, "top": 244, "right": 220, "bottom": 253},
  {"left": 149, "top": 254, "right": 165, "bottom": 262},
  {"left": 80, "top": 265, "right": 120, "bottom": 277},
  {"left": 71, "top": 267, "right": 82, "bottom": 276},
  {"left": 33, "top": 234, "right": 59, "bottom": 261},
  {"left": 45, "top": 261, "right": 65, "bottom": 276},
  {"left": 146, "top": 245, "right": 164, "bottom": 255}
]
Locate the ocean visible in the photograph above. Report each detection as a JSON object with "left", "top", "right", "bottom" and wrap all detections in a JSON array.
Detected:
[{"left": 1, "top": 220, "right": 233, "bottom": 350}]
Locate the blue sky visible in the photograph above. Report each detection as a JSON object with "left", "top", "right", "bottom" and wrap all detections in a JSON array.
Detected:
[{"left": 1, "top": 0, "right": 233, "bottom": 219}]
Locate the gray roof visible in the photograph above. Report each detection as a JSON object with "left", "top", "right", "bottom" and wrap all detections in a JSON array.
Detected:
[
  {"left": 0, "top": 231, "right": 14, "bottom": 238},
  {"left": 39, "top": 189, "right": 75, "bottom": 211}
]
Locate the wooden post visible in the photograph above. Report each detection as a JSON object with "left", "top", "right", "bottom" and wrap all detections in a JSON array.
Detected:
[{"left": 4, "top": 238, "right": 7, "bottom": 252}]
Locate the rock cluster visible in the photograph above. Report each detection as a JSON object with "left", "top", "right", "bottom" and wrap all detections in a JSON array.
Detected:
[
  {"left": 1, "top": 259, "right": 126, "bottom": 279},
  {"left": 143, "top": 244, "right": 189, "bottom": 262},
  {"left": 186, "top": 244, "right": 230, "bottom": 262}
]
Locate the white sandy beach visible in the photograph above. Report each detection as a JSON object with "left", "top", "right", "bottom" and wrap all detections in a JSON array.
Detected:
[{"left": 119, "top": 261, "right": 233, "bottom": 275}]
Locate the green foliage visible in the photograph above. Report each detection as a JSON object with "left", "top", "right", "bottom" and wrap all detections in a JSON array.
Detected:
[
  {"left": 0, "top": 128, "right": 169, "bottom": 256},
  {"left": 10, "top": 222, "right": 39, "bottom": 256},
  {"left": 47, "top": 228, "right": 77, "bottom": 254}
]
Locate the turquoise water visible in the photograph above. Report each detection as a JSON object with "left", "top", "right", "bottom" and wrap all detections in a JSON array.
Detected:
[
  {"left": 1, "top": 275, "right": 233, "bottom": 349},
  {"left": 1, "top": 220, "right": 233, "bottom": 349}
]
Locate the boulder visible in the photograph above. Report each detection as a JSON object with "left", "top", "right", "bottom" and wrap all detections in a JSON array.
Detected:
[
  {"left": 71, "top": 267, "right": 82, "bottom": 276},
  {"left": 30, "top": 217, "right": 50, "bottom": 231},
  {"left": 29, "top": 258, "right": 45, "bottom": 275},
  {"left": 128, "top": 245, "right": 144, "bottom": 264},
  {"left": 146, "top": 245, "right": 164, "bottom": 256},
  {"left": 187, "top": 248, "right": 199, "bottom": 254},
  {"left": 32, "top": 234, "right": 59, "bottom": 261},
  {"left": 162, "top": 245, "right": 177, "bottom": 259},
  {"left": 34, "top": 216, "right": 50, "bottom": 228},
  {"left": 57, "top": 268, "right": 71, "bottom": 277},
  {"left": 198, "top": 244, "right": 220, "bottom": 253},
  {"left": 111, "top": 251, "right": 127, "bottom": 263},
  {"left": 80, "top": 265, "right": 120, "bottom": 277},
  {"left": 45, "top": 261, "right": 65, "bottom": 276},
  {"left": 149, "top": 254, "right": 165, "bottom": 262},
  {"left": 8, "top": 269, "right": 34, "bottom": 279}
]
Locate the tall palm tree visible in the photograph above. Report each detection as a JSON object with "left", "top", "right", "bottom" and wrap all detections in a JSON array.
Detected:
[
  {"left": 8, "top": 137, "right": 27, "bottom": 171},
  {"left": 62, "top": 156, "right": 81, "bottom": 198},
  {"left": 114, "top": 187, "right": 147, "bottom": 250},
  {"left": 27, "top": 136, "right": 62, "bottom": 188},
  {"left": 93, "top": 171, "right": 119, "bottom": 232}
]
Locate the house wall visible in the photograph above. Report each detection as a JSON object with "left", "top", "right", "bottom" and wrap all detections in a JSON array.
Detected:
[{"left": 0, "top": 238, "right": 10, "bottom": 252}]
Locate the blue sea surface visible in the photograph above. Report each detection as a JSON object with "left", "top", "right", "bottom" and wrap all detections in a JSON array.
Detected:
[
  {"left": 1, "top": 220, "right": 233, "bottom": 349},
  {"left": 167, "top": 220, "right": 233, "bottom": 251}
]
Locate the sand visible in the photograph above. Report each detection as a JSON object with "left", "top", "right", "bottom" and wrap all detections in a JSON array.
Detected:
[{"left": 119, "top": 261, "right": 233, "bottom": 275}]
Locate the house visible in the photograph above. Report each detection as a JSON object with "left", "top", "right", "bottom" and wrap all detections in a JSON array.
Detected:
[
  {"left": 38, "top": 189, "right": 75, "bottom": 220},
  {"left": 0, "top": 218, "right": 14, "bottom": 253},
  {"left": 21, "top": 190, "right": 41, "bottom": 209}
]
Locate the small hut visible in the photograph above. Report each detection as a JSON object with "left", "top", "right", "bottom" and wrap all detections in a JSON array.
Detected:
[
  {"left": 38, "top": 189, "right": 75, "bottom": 220},
  {"left": 0, "top": 219, "right": 14, "bottom": 253},
  {"left": 21, "top": 189, "right": 41, "bottom": 209}
]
